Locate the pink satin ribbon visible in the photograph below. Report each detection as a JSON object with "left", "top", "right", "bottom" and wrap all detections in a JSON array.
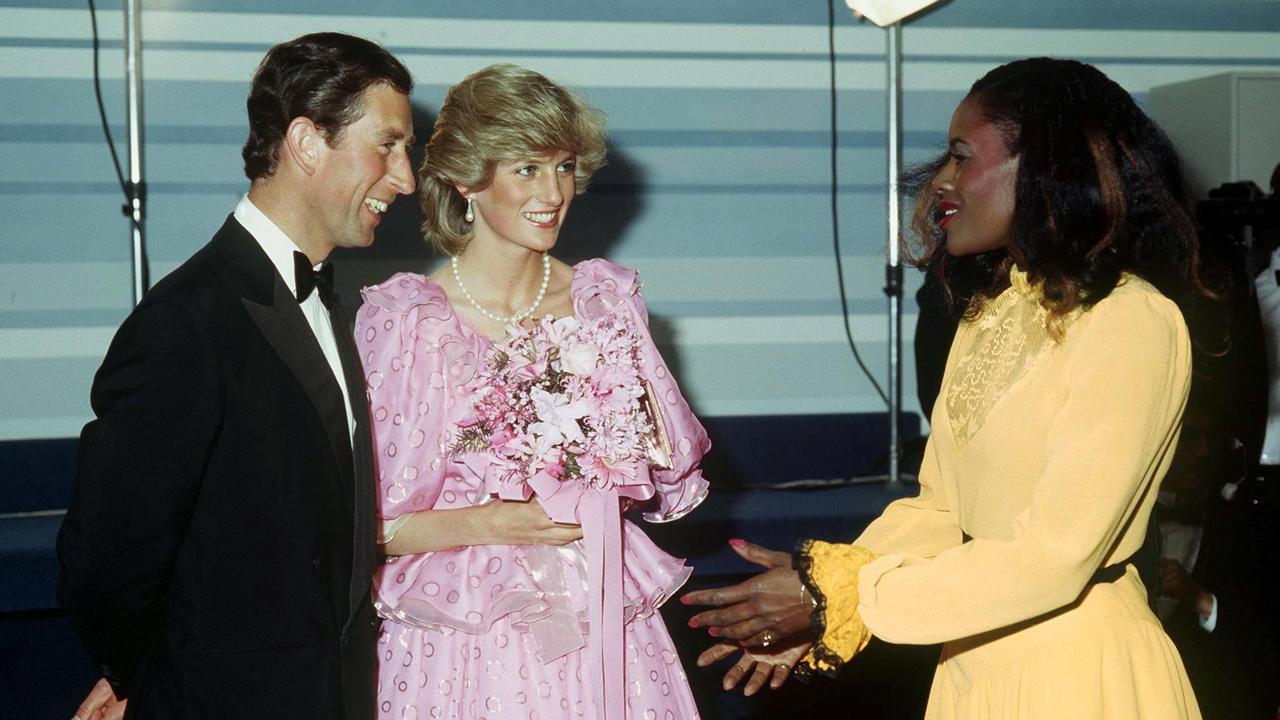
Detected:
[
  {"left": 580, "top": 487, "right": 624, "bottom": 719},
  {"left": 510, "top": 464, "right": 647, "bottom": 717}
]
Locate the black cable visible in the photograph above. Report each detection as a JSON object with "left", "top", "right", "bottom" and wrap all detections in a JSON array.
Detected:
[
  {"left": 88, "top": 0, "right": 142, "bottom": 234},
  {"left": 829, "top": 0, "right": 889, "bottom": 407},
  {"left": 88, "top": 0, "right": 126, "bottom": 193}
]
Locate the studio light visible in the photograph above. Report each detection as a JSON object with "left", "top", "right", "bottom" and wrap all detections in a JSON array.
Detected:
[{"left": 844, "top": 0, "right": 947, "bottom": 484}]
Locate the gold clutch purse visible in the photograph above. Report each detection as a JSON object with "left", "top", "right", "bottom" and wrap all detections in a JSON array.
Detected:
[{"left": 639, "top": 380, "right": 673, "bottom": 470}]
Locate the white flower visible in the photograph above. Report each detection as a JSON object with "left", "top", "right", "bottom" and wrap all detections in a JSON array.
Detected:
[
  {"left": 530, "top": 387, "right": 589, "bottom": 446},
  {"left": 561, "top": 343, "right": 601, "bottom": 376},
  {"left": 542, "top": 315, "right": 580, "bottom": 345},
  {"left": 507, "top": 428, "right": 561, "bottom": 468}
]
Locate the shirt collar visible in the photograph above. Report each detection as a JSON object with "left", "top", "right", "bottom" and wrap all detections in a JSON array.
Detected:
[{"left": 233, "top": 194, "right": 320, "bottom": 296}]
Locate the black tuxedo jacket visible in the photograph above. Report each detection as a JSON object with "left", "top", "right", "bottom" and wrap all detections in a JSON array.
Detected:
[
  {"left": 58, "top": 217, "right": 378, "bottom": 720},
  {"left": 1164, "top": 474, "right": 1280, "bottom": 720}
]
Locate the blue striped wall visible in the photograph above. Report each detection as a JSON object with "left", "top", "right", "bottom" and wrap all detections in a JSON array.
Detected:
[{"left": 2, "top": 1, "right": 1280, "bottom": 441}]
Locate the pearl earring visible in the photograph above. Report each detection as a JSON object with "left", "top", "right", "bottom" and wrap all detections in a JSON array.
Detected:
[{"left": 464, "top": 197, "right": 474, "bottom": 223}]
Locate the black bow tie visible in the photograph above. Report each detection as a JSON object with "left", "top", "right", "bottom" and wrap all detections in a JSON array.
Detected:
[{"left": 293, "top": 251, "right": 336, "bottom": 306}]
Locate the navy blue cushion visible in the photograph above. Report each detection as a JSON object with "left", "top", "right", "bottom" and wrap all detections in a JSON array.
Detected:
[
  {"left": 0, "top": 516, "right": 61, "bottom": 613},
  {"left": 700, "top": 413, "right": 920, "bottom": 490},
  {"left": 0, "top": 438, "right": 78, "bottom": 514}
]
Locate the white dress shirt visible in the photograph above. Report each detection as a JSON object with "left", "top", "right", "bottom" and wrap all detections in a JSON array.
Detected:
[
  {"left": 233, "top": 194, "right": 356, "bottom": 439},
  {"left": 1254, "top": 247, "right": 1280, "bottom": 465}
]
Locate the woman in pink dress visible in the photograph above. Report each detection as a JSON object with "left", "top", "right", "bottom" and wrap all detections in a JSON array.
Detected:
[{"left": 355, "top": 64, "right": 708, "bottom": 720}]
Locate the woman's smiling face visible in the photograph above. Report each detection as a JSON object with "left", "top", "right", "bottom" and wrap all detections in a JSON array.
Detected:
[
  {"left": 467, "top": 150, "right": 577, "bottom": 253},
  {"left": 933, "top": 97, "right": 1020, "bottom": 257}
]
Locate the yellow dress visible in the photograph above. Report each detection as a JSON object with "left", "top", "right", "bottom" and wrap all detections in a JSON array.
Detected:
[{"left": 809, "top": 268, "right": 1202, "bottom": 719}]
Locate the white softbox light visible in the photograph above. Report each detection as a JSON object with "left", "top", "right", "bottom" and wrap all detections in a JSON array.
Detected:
[{"left": 845, "top": 0, "right": 940, "bottom": 27}]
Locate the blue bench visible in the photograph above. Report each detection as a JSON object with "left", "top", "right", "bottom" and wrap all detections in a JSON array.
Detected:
[
  {"left": 0, "top": 415, "right": 920, "bottom": 611},
  {"left": 0, "top": 437, "right": 77, "bottom": 613}
]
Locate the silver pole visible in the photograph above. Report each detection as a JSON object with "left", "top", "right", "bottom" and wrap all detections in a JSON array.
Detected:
[
  {"left": 124, "top": 0, "right": 147, "bottom": 305},
  {"left": 885, "top": 23, "right": 904, "bottom": 486}
]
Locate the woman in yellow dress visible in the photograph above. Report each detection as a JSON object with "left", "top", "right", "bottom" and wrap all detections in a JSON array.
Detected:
[{"left": 683, "top": 57, "right": 1206, "bottom": 719}]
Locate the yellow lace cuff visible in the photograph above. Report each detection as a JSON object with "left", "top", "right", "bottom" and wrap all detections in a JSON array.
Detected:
[{"left": 795, "top": 539, "right": 877, "bottom": 677}]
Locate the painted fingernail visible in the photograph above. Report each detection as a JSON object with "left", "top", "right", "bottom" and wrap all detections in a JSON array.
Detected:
[
  {"left": 708, "top": 627, "right": 720, "bottom": 637},
  {"left": 728, "top": 538, "right": 746, "bottom": 548},
  {"left": 680, "top": 596, "right": 691, "bottom": 605},
  {"left": 687, "top": 618, "right": 699, "bottom": 628}
]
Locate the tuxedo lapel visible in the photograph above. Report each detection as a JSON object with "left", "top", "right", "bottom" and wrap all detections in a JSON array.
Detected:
[
  {"left": 211, "top": 217, "right": 371, "bottom": 630},
  {"left": 241, "top": 285, "right": 355, "bottom": 486},
  {"left": 210, "top": 218, "right": 355, "bottom": 512},
  {"left": 328, "top": 299, "right": 376, "bottom": 632}
]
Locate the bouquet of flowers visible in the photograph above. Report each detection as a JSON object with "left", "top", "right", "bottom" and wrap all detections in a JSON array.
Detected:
[
  {"left": 450, "top": 310, "right": 671, "bottom": 520},
  {"left": 449, "top": 306, "right": 675, "bottom": 716}
]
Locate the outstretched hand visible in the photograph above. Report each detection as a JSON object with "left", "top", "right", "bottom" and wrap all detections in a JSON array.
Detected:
[
  {"left": 696, "top": 638, "right": 814, "bottom": 696},
  {"left": 681, "top": 540, "right": 815, "bottom": 648}
]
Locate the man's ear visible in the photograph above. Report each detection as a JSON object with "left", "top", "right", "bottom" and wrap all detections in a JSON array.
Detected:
[{"left": 284, "top": 117, "right": 323, "bottom": 175}]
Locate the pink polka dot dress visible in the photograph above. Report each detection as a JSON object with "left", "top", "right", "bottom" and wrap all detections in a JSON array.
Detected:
[{"left": 356, "top": 260, "right": 709, "bottom": 720}]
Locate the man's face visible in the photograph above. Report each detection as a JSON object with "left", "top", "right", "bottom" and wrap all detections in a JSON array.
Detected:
[{"left": 310, "top": 83, "right": 415, "bottom": 255}]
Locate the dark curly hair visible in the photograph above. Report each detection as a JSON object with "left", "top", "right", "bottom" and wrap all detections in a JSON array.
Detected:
[
  {"left": 242, "top": 32, "right": 413, "bottom": 180},
  {"left": 906, "top": 57, "right": 1208, "bottom": 329}
]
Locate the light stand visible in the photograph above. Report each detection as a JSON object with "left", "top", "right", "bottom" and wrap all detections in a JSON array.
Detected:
[
  {"left": 884, "top": 23, "right": 905, "bottom": 485},
  {"left": 844, "top": 0, "right": 944, "bottom": 485},
  {"left": 124, "top": 0, "right": 148, "bottom": 304}
]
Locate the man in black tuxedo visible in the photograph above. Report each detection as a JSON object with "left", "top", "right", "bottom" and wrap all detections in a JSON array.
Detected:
[
  {"left": 57, "top": 32, "right": 415, "bottom": 720},
  {"left": 1161, "top": 463, "right": 1280, "bottom": 720}
]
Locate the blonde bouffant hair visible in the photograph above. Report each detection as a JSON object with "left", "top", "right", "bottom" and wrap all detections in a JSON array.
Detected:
[{"left": 419, "top": 64, "right": 608, "bottom": 256}]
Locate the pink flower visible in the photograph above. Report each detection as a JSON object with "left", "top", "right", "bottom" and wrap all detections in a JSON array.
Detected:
[
  {"left": 590, "top": 365, "right": 636, "bottom": 394},
  {"left": 448, "top": 297, "right": 658, "bottom": 507},
  {"left": 489, "top": 426, "right": 515, "bottom": 447},
  {"left": 590, "top": 422, "right": 635, "bottom": 461},
  {"left": 589, "top": 455, "right": 638, "bottom": 490},
  {"left": 503, "top": 432, "right": 562, "bottom": 473}
]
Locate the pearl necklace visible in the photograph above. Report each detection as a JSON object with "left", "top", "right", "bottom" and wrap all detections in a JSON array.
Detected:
[{"left": 450, "top": 253, "right": 552, "bottom": 324}]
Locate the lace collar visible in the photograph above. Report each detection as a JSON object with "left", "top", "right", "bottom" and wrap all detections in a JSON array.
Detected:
[{"left": 1008, "top": 265, "right": 1042, "bottom": 299}]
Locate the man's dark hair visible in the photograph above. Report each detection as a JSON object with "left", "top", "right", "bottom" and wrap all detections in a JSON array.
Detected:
[{"left": 242, "top": 32, "right": 412, "bottom": 180}]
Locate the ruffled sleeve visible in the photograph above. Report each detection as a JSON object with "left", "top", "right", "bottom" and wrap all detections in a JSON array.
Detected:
[
  {"left": 356, "top": 273, "right": 477, "bottom": 529},
  {"left": 572, "top": 259, "right": 710, "bottom": 522},
  {"left": 795, "top": 540, "right": 877, "bottom": 677}
]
